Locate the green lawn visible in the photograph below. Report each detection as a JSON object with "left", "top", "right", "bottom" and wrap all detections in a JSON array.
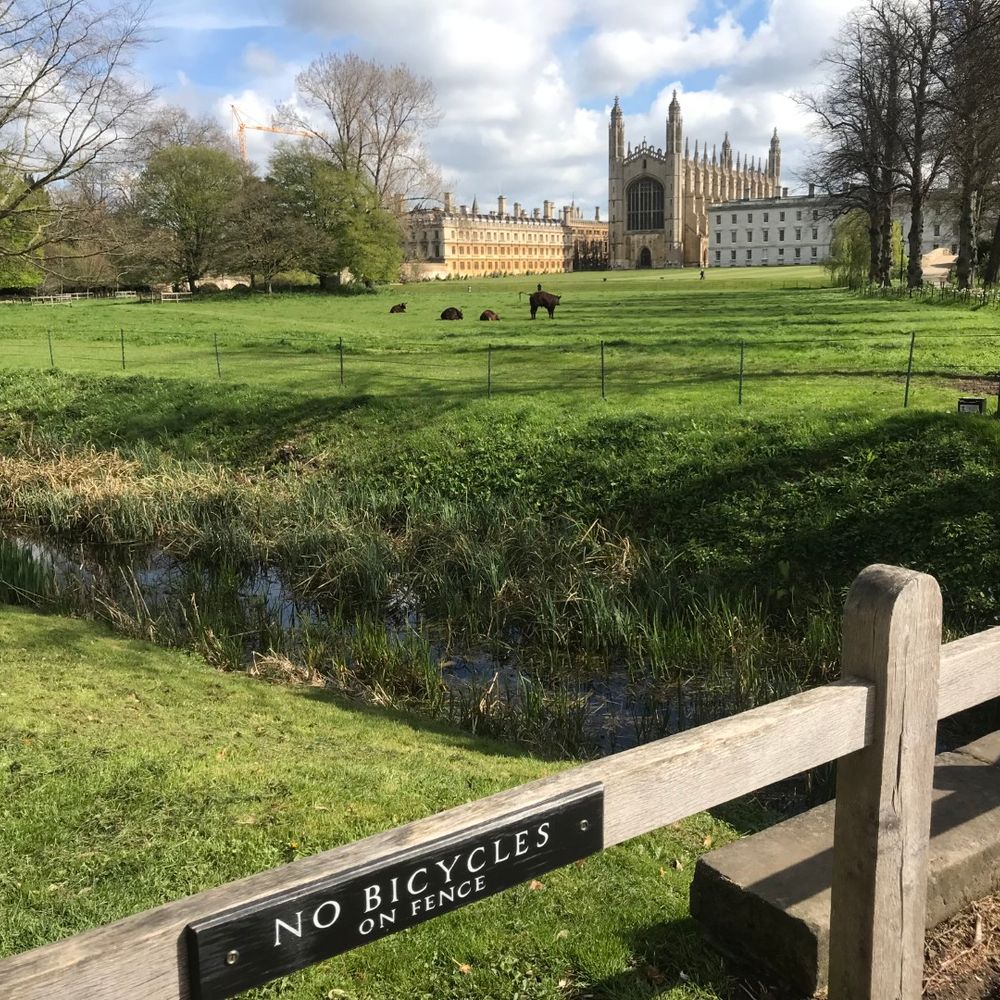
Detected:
[
  {"left": 0, "top": 607, "right": 758, "bottom": 999},
  {"left": 1, "top": 268, "right": 997, "bottom": 415}
]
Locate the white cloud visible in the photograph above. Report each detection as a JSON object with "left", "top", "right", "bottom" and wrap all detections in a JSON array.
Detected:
[{"left": 149, "top": 0, "right": 865, "bottom": 206}]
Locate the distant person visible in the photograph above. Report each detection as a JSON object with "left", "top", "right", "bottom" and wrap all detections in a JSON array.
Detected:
[
  {"left": 537, "top": 283, "right": 543, "bottom": 292},
  {"left": 699, "top": 269, "right": 705, "bottom": 280}
]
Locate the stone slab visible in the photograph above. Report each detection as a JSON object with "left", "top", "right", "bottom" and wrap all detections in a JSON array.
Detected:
[{"left": 689, "top": 735, "right": 1000, "bottom": 996}]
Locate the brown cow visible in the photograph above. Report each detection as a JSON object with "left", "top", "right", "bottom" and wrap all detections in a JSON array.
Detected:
[
  {"left": 440, "top": 307, "right": 464, "bottom": 320},
  {"left": 389, "top": 302, "right": 406, "bottom": 313},
  {"left": 480, "top": 309, "right": 500, "bottom": 321},
  {"left": 529, "top": 291, "right": 561, "bottom": 319}
]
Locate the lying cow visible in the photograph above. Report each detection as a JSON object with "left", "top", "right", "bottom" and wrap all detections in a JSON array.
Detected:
[
  {"left": 480, "top": 309, "right": 500, "bottom": 321},
  {"left": 441, "top": 306, "right": 464, "bottom": 320},
  {"left": 389, "top": 302, "right": 406, "bottom": 313},
  {"left": 529, "top": 290, "right": 561, "bottom": 319}
]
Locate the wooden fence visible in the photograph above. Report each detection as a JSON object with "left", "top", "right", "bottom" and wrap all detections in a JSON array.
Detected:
[{"left": 1, "top": 564, "right": 998, "bottom": 999}]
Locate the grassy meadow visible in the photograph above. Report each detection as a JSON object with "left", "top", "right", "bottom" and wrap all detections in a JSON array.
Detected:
[
  {"left": 1, "top": 268, "right": 999, "bottom": 996},
  {"left": 0, "top": 268, "right": 997, "bottom": 725}
]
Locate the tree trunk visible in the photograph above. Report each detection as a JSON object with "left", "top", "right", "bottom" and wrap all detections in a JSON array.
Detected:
[
  {"left": 868, "top": 212, "right": 883, "bottom": 284},
  {"left": 983, "top": 213, "right": 1000, "bottom": 286},
  {"left": 908, "top": 184, "right": 925, "bottom": 289},
  {"left": 956, "top": 184, "right": 976, "bottom": 290},
  {"left": 267, "top": 278, "right": 273, "bottom": 294},
  {"left": 880, "top": 202, "right": 894, "bottom": 286}
]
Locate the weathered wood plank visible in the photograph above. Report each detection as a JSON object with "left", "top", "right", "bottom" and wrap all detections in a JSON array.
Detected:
[
  {"left": 0, "top": 678, "right": 874, "bottom": 1000},
  {"left": 828, "top": 564, "right": 942, "bottom": 1000},
  {"left": 938, "top": 627, "right": 1000, "bottom": 719}
]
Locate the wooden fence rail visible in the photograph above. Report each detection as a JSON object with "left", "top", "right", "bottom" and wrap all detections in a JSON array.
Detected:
[{"left": 1, "top": 564, "right": 999, "bottom": 999}]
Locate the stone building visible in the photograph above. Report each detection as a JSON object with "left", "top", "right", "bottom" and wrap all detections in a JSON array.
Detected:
[
  {"left": 608, "top": 92, "right": 782, "bottom": 269},
  {"left": 404, "top": 194, "right": 608, "bottom": 279},
  {"left": 708, "top": 186, "right": 961, "bottom": 269}
]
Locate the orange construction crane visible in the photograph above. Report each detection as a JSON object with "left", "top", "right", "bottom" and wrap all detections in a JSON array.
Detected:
[{"left": 231, "top": 105, "right": 320, "bottom": 160}]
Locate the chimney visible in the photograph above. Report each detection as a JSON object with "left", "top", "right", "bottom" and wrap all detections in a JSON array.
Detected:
[
  {"left": 595, "top": 206, "right": 601, "bottom": 221},
  {"left": 562, "top": 205, "right": 572, "bottom": 222},
  {"left": 533, "top": 207, "right": 541, "bottom": 219},
  {"left": 782, "top": 186, "right": 789, "bottom": 197},
  {"left": 808, "top": 183, "right": 815, "bottom": 197},
  {"left": 513, "top": 201, "right": 521, "bottom": 218},
  {"left": 459, "top": 205, "right": 467, "bottom": 216},
  {"left": 443, "top": 192, "right": 454, "bottom": 213},
  {"left": 543, "top": 200, "right": 553, "bottom": 220},
  {"left": 498, "top": 195, "right": 507, "bottom": 216}
]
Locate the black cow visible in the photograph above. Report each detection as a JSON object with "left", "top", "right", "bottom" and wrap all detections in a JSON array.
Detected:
[
  {"left": 529, "top": 291, "right": 561, "bottom": 319},
  {"left": 389, "top": 302, "right": 406, "bottom": 313},
  {"left": 480, "top": 309, "right": 500, "bottom": 321},
  {"left": 441, "top": 307, "right": 464, "bottom": 320}
]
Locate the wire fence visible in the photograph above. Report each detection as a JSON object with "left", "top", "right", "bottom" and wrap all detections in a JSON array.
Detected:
[
  {"left": 860, "top": 282, "right": 1000, "bottom": 308},
  {"left": 1, "top": 328, "right": 999, "bottom": 413}
]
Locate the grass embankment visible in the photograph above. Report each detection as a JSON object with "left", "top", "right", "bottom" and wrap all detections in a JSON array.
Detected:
[{"left": 0, "top": 608, "right": 755, "bottom": 999}]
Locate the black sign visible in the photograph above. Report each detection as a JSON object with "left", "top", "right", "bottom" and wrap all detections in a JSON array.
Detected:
[
  {"left": 186, "top": 784, "right": 604, "bottom": 1000},
  {"left": 958, "top": 397, "right": 985, "bottom": 414}
]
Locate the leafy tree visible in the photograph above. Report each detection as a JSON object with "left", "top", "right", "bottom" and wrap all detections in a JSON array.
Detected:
[
  {"left": 136, "top": 146, "right": 244, "bottom": 291},
  {"left": 225, "top": 178, "right": 306, "bottom": 294},
  {"left": 269, "top": 148, "right": 402, "bottom": 287},
  {"left": 827, "top": 209, "right": 905, "bottom": 287}
]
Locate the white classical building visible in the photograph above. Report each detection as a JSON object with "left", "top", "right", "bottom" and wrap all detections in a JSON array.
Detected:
[{"left": 708, "top": 186, "right": 961, "bottom": 269}]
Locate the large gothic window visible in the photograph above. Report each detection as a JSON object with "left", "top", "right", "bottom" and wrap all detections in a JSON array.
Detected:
[{"left": 626, "top": 178, "right": 664, "bottom": 232}]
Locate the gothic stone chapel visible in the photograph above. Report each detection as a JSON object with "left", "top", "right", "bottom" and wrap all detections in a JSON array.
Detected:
[{"left": 608, "top": 93, "right": 782, "bottom": 268}]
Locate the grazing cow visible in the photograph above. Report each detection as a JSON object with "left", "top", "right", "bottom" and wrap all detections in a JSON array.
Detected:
[
  {"left": 480, "top": 309, "right": 500, "bottom": 321},
  {"left": 529, "top": 290, "right": 561, "bottom": 319},
  {"left": 440, "top": 306, "right": 464, "bottom": 320},
  {"left": 389, "top": 302, "right": 406, "bottom": 313}
]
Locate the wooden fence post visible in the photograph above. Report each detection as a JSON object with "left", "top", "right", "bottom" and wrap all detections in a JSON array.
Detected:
[{"left": 828, "top": 564, "right": 942, "bottom": 1000}]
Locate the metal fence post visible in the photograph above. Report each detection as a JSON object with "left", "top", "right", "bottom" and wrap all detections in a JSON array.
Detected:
[
  {"left": 120, "top": 328, "right": 126, "bottom": 370},
  {"left": 828, "top": 564, "right": 942, "bottom": 1000},
  {"left": 738, "top": 341, "right": 745, "bottom": 406},
  {"left": 903, "top": 332, "right": 915, "bottom": 408},
  {"left": 339, "top": 337, "right": 344, "bottom": 387},
  {"left": 47, "top": 328, "right": 54, "bottom": 368},
  {"left": 600, "top": 340, "right": 605, "bottom": 399},
  {"left": 214, "top": 332, "right": 222, "bottom": 378},
  {"left": 487, "top": 343, "right": 492, "bottom": 399}
]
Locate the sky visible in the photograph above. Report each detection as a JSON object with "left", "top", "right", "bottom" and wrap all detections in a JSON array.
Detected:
[{"left": 139, "top": 0, "right": 864, "bottom": 216}]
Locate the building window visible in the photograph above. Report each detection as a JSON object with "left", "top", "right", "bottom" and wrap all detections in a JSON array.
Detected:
[
  {"left": 716, "top": 214, "right": 721, "bottom": 225},
  {"left": 747, "top": 213, "right": 753, "bottom": 223},
  {"left": 934, "top": 223, "right": 941, "bottom": 237},
  {"left": 715, "top": 250, "right": 721, "bottom": 263},
  {"left": 746, "top": 230, "right": 753, "bottom": 242},
  {"left": 763, "top": 212, "right": 769, "bottom": 223},
  {"left": 795, "top": 247, "right": 801, "bottom": 260},
  {"left": 762, "top": 229, "right": 769, "bottom": 241},
  {"left": 746, "top": 249, "right": 753, "bottom": 262},
  {"left": 811, "top": 246, "right": 817, "bottom": 258},
  {"left": 715, "top": 232, "right": 721, "bottom": 245},
  {"left": 778, "top": 247, "right": 785, "bottom": 258},
  {"left": 812, "top": 228, "right": 818, "bottom": 240},
  {"left": 730, "top": 250, "right": 737, "bottom": 261},
  {"left": 796, "top": 210, "right": 802, "bottom": 221},
  {"left": 626, "top": 178, "right": 664, "bottom": 231},
  {"left": 779, "top": 211, "right": 785, "bottom": 222},
  {"left": 795, "top": 228, "right": 801, "bottom": 240},
  {"left": 731, "top": 231, "right": 737, "bottom": 243},
  {"left": 731, "top": 214, "right": 737, "bottom": 223},
  {"left": 812, "top": 210, "right": 819, "bottom": 221},
  {"left": 779, "top": 229, "right": 785, "bottom": 241}
]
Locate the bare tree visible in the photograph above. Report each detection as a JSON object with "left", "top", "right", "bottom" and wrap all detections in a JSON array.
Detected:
[
  {"left": 937, "top": 0, "right": 1000, "bottom": 287},
  {"left": 0, "top": 0, "right": 154, "bottom": 270},
  {"left": 278, "top": 52, "right": 441, "bottom": 206},
  {"left": 799, "top": 8, "right": 905, "bottom": 285}
]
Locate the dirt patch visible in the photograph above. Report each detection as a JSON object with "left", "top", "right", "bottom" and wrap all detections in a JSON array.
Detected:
[
  {"left": 943, "top": 377, "right": 1000, "bottom": 399},
  {"left": 923, "top": 895, "right": 1000, "bottom": 1000}
]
